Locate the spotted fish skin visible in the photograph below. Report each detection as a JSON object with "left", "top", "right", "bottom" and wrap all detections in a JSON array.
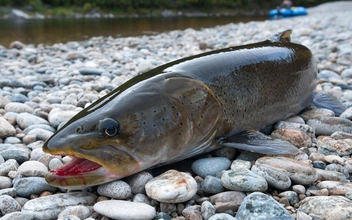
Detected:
[{"left": 43, "top": 30, "right": 317, "bottom": 188}]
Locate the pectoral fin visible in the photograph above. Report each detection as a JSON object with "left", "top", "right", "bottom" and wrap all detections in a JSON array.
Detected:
[
  {"left": 313, "top": 91, "right": 346, "bottom": 116},
  {"left": 218, "top": 131, "right": 298, "bottom": 155}
]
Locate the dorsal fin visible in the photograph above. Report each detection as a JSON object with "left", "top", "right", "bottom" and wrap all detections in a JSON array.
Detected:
[{"left": 270, "top": 29, "right": 292, "bottom": 43}]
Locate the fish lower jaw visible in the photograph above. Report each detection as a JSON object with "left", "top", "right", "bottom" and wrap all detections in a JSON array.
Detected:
[{"left": 45, "top": 158, "right": 123, "bottom": 189}]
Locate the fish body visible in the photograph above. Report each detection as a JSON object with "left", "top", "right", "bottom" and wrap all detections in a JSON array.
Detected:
[{"left": 43, "top": 30, "right": 317, "bottom": 188}]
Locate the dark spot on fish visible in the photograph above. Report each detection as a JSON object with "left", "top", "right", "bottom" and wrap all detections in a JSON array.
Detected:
[
  {"left": 153, "top": 124, "right": 156, "bottom": 127},
  {"left": 179, "top": 133, "right": 181, "bottom": 136},
  {"left": 180, "top": 122, "right": 183, "bottom": 126},
  {"left": 153, "top": 110, "right": 157, "bottom": 113},
  {"left": 143, "top": 121, "right": 146, "bottom": 125}
]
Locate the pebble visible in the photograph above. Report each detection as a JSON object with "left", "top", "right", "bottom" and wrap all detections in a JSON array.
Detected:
[
  {"left": 307, "top": 117, "right": 352, "bottom": 136},
  {"left": 97, "top": 180, "right": 132, "bottom": 199},
  {"left": 298, "top": 196, "right": 352, "bottom": 220},
  {"left": 278, "top": 191, "right": 299, "bottom": 206},
  {"left": 201, "top": 176, "right": 224, "bottom": 194},
  {"left": 126, "top": 171, "right": 153, "bottom": 194},
  {"left": 201, "top": 201, "right": 216, "bottom": 220},
  {"left": 48, "top": 110, "right": 79, "bottom": 128},
  {"left": 16, "top": 112, "right": 49, "bottom": 129},
  {"left": 57, "top": 205, "right": 92, "bottom": 220},
  {"left": 94, "top": 200, "right": 156, "bottom": 220},
  {"left": 191, "top": 157, "right": 231, "bottom": 178},
  {"left": 0, "top": 144, "right": 31, "bottom": 163},
  {"left": 221, "top": 167, "right": 268, "bottom": 192},
  {"left": 5, "top": 102, "right": 34, "bottom": 113},
  {"left": 317, "top": 136, "right": 352, "bottom": 156},
  {"left": 230, "top": 159, "right": 251, "bottom": 170},
  {"left": 182, "top": 205, "right": 202, "bottom": 220},
  {"left": 0, "top": 195, "right": 22, "bottom": 215},
  {"left": 0, "top": 176, "right": 12, "bottom": 189},
  {"left": 251, "top": 164, "right": 291, "bottom": 190},
  {"left": 0, "top": 159, "right": 19, "bottom": 176},
  {"left": 317, "top": 181, "right": 352, "bottom": 195},
  {"left": 271, "top": 128, "right": 312, "bottom": 148},
  {"left": 13, "top": 177, "right": 57, "bottom": 198},
  {"left": 0, "top": 117, "right": 16, "bottom": 138},
  {"left": 300, "top": 108, "right": 335, "bottom": 121},
  {"left": 0, "top": 211, "right": 35, "bottom": 220},
  {"left": 255, "top": 157, "right": 318, "bottom": 184},
  {"left": 17, "top": 161, "right": 48, "bottom": 177},
  {"left": 22, "top": 192, "right": 97, "bottom": 219},
  {"left": 235, "top": 192, "right": 294, "bottom": 220},
  {"left": 145, "top": 170, "right": 197, "bottom": 203},
  {"left": 208, "top": 213, "right": 236, "bottom": 220}
]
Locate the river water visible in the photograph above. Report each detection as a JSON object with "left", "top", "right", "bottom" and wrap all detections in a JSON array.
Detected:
[{"left": 0, "top": 16, "right": 267, "bottom": 47}]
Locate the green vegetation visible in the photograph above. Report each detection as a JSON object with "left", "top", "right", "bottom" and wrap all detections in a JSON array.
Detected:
[{"left": 0, "top": 0, "right": 340, "bottom": 16}]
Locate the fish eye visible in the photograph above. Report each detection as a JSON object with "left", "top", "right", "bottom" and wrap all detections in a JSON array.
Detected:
[{"left": 98, "top": 118, "right": 120, "bottom": 138}]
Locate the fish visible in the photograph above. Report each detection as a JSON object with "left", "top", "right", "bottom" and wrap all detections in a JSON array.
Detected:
[{"left": 43, "top": 30, "right": 317, "bottom": 189}]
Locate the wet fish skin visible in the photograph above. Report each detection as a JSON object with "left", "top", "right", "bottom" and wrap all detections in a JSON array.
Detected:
[{"left": 43, "top": 30, "right": 317, "bottom": 188}]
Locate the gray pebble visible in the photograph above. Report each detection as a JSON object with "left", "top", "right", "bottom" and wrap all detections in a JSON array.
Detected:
[
  {"left": 192, "top": 157, "right": 231, "bottom": 178},
  {"left": 133, "top": 193, "right": 151, "bottom": 205},
  {"left": 0, "top": 176, "right": 12, "bottom": 189},
  {"left": 23, "top": 192, "right": 97, "bottom": 220},
  {"left": 0, "top": 211, "right": 34, "bottom": 220},
  {"left": 201, "top": 176, "right": 224, "bottom": 194},
  {"left": 0, "top": 117, "right": 16, "bottom": 138},
  {"left": 278, "top": 191, "right": 299, "bottom": 206},
  {"left": 0, "top": 188, "right": 16, "bottom": 197},
  {"left": 5, "top": 102, "right": 34, "bottom": 113},
  {"left": 10, "top": 93, "right": 29, "bottom": 103},
  {"left": 17, "top": 161, "right": 48, "bottom": 177},
  {"left": 126, "top": 171, "right": 153, "bottom": 194},
  {"left": 0, "top": 159, "right": 19, "bottom": 176},
  {"left": 16, "top": 112, "right": 49, "bottom": 129},
  {"left": 201, "top": 201, "right": 216, "bottom": 220},
  {"left": 58, "top": 205, "right": 92, "bottom": 220},
  {"left": 0, "top": 144, "right": 31, "bottom": 164},
  {"left": 97, "top": 180, "right": 132, "bottom": 199},
  {"left": 251, "top": 164, "right": 291, "bottom": 190},
  {"left": 307, "top": 117, "right": 352, "bottom": 136},
  {"left": 0, "top": 195, "right": 22, "bottom": 215},
  {"left": 48, "top": 158, "right": 63, "bottom": 170},
  {"left": 208, "top": 213, "right": 236, "bottom": 220},
  {"left": 221, "top": 168, "right": 268, "bottom": 192},
  {"left": 236, "top": 192, "right": 294, "bottom": 220},
  {"left": 13, "top": 177, "right": 57, "bottom": 198}
]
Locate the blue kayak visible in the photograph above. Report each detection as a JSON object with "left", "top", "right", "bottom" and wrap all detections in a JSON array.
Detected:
[{"left": 269, "top": 6, "right": 307, "bottom": 19}]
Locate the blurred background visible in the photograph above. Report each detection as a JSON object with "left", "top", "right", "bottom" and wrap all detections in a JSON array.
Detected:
[{"left": 0, "top": 0, "right": 341, "bottom": 46}]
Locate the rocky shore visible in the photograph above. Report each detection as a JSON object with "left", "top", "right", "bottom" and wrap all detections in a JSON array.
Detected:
[{"left": 0, "top": 1, "right": 352, "bottom": 220}]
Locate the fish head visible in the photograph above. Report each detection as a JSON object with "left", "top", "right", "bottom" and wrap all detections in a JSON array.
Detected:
[{"left": 43, "top": 75, "right": 199, "bottom": 188}]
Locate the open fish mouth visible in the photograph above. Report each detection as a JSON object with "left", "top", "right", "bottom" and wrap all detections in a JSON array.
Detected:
[{"left": 45, "top": 154, "right": 121, "bottom": 189}]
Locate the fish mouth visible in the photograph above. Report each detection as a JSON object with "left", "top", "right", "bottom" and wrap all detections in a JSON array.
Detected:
[{"left": 45, "top": 154, "right": 123, "bottom": 189}]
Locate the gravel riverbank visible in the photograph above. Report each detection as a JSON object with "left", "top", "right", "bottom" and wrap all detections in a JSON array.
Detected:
[{"left": 1, "top": 1, "right": 352, "bottom": 220}]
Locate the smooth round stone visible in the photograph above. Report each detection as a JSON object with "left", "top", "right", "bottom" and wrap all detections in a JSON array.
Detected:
[
  {"left": 317, "top": 137, "right": 352, "bottom": 156},
  {"left": 324, "top": 155, "right": 344, "bottom": 165},
  {"left": 145, "top": 170, "right": 197, "bottom": 203},
  {"left": 10, "top": 93, "right": 29, "bottom": 103},
  {"left": 201, "top": 176, "right": 224, "bottom": 194},
  {"left": 97, "top": 180, "right": 132, "bottom": 199},
  {"left": 209, "top": 213, "right": 236, "bottom": 220},
  {"left": 0, "top": 176, "right": 12, "bottom": 189},
  {"left": 94, "top": 200, "right": 156, "bottom": 220},
  {"left": 251, "top": 164, "right": 291, "bottom": 190},
  {"left": 126, "top": 171, "right": 153, "bottom": 194},
  {"left": 13, "top": 177, "right": 57, "bottom": 198},
  {"left": 201, "top": 201, "right": 216, "bottom": 220},
  {"left": 340, "top": 106, "right": 352, "bottom": 119},
  {"left": 30, "top": 147, "right": 46, "bottom": 161},
  {"left": 341, "top": 68, "right": 352, "bottom": 78},
  {"left": 0, "top": 144, "right": 31, "bottom": 163},
  {"left": 300, "top": 108, "right": 335, "bottom": 121},
  {"left": 278, "top": 191, "right": 299, "bottom": 206},
  {"left": 0, "top": 188, "right": 16, "bottom": 197},
  {"left": 58, "top": 205, "right": 92, "bottom": 220},
  {"left": 79, "top": 67, "right": 103, "bottom": 75},
  {"left": 316, "top": 169, "right": 346, "bottom": 182},
  {"left": 132, "top": 193, "right": 151, "bottom": 205},
  {"left": 307, "top": 117, "right": 352, "bottom": 136},
  {"left": 221, "top": 168, "right": 268, "bottom": 192},
  {"left": 17, "top": 161, "right": 48, "bottom": 177},
  {"left": 182, "top": 205, "right": 202, "bottom": 220},
  {"left": 5, "top": 102, "right": 34, "bottom": 113},
  {"left": 255, "top": 157, "right": 318, "bottom": 185},
  {"left": 48, "top": 110, "right": 79, "bottom": 128},
  {"left": 230, "top": 159, "right": 251, "bottom": 170},
  {"left": 0, "top": 195, "right": 22, "bottom": 215},
  {"left": 23, "top": 124, "right": 56, "bottom": 135},
  {"left": 271, "top": 128, "right": 312, "bottom": 148},
  {"left": 318, "top": 70, "right": 341, "bottom": 79},
  {"left": 313, "top": 161, "right": 327, "bottom": 169},
  {"left": 48, "top": 158, "right": 63, "bottom": 170},
  {"left": 317, "top": 181, "right": 352, "bottom": 195},
  {"left": 23, "top": 192, "right": 97, "bottom": 220},
  {"left": 16, "top": 112, "right": 49, "bottom": 129},
  {"left": 0, "top": 159, "right": 19, "bottom": 176},
  {"left": 26, "top": 128, "right": 54, "bottom": 142},
  {"left": 298, "top": 196, "right": 352, "bottom": 220},
  {"left": 209, "top": 191, "right": 246, "bottom": 206},
  {"left": 235, "top": 192, "right": 294, "bottom": 220},
  {"left": 275, "top": 121, "right": 315, "bottom": 139},
  {"left": 0, "top": 211, "right": 34, "bottom": 220},
  {"left": 155, "top": 212, "right": 172, "bottom": 220},
  {"left": 192, "top": 157, "right": 231, "bottom": 178},
  {"left": 0, "top": 117, "right": 16, "bottom": 138},
  {"left": 4, "top": 136, "right": 21, "bottom": 144}
]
